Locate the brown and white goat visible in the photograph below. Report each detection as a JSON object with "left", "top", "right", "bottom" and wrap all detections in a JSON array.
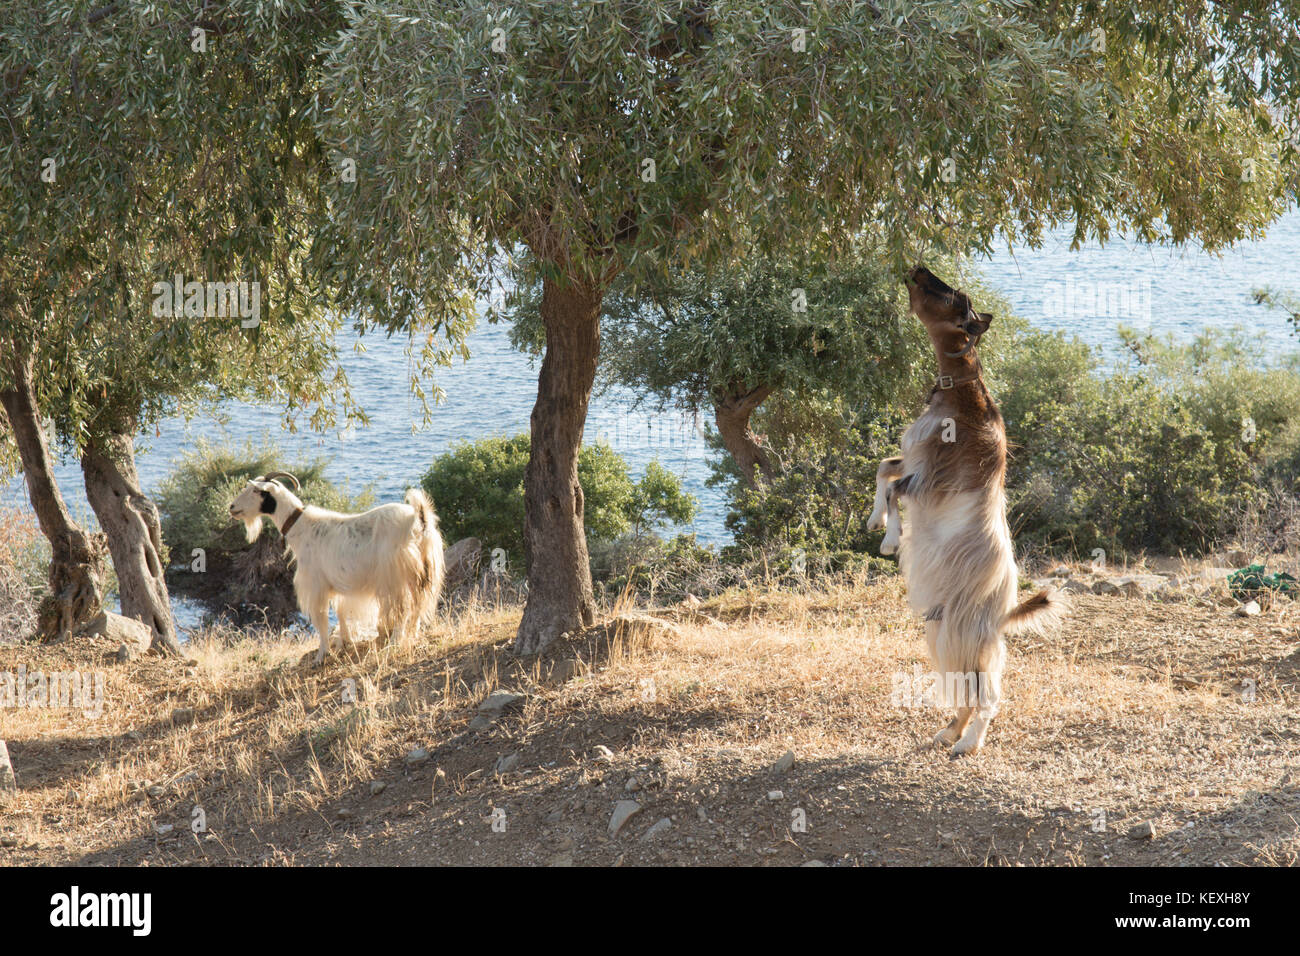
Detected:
[{"left": 867, "top": 266, "right": 1063, "bottom": 757}]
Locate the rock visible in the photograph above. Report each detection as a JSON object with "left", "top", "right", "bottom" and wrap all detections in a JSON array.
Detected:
[
  {"left": 442, "top": 537, "right": 482, "bottom": 590},
  {"left": 0, "top": 835, "right": 17, "bottom": 847},
  {"left": 478, "top": 691, "right": 525, "bottom": 713},
  {"left": 0, "top": 740, "right": 16, "bottom": 797},
  {"left": 1236, "top": 600, "right": 1261, "bottom": 617},
  {"left": 1061, "top": 579, "right": 1091, "bottom": 594},
  {"left": 335, "top": 808, "right": 353, "bottom": 821},
  {"left": 696, "top": 807, "right": 708, "bottom": 823},
  {"left": 467, "top": 715, "right": 493, "bottom": 732},
  {"left": 82, "top": 610, "right": 151, "bottom": 652},
  {"left": 1128, "top": 820, "right": 1157, "bottom": 840},
  {"left": 767, "top": 790, "right": 785, "bottom": 802},
  {"left": 641, "top": 818, "right": 672, "bottom": 842},
  {"left": 1047, "top": 564, "right": 1071, "bottom": 578},
  {"left": 772, "top": 750, "right": 795, "bottom": 774},
  {"left": 548, "top": 851, "right": 574, "bottom": 867},
  {"left": 495, "top": 752, "right": 521, "bottom": 774},
  {"left": 369, "top": 780, "right": 387, "bottom": 796},
  {"left": 801, "top": 859, "right": 829, "bottom": 867},
  {"left": 146, "top": 785, "right": 166, "bottom": 798},
  {"left": 592, "top": 745, "right": 616, "bottom": 763},
  {"left": 609, "top": 800, "right": 642, "bottom": 837},
  {"left": 404, "top": 747, "right": 430, "bottom": 767},
  {"left": 625, "top": 776, "right": 641, "bottom": 792},
  {"left": 116, "top": 641, "right": 140, "bottom": 663},
  {"left": 154, "top": 823, "right": 174, "bottom": 836},
  {"left": 1091, "top": 580, "right": 1121, "bottom": 596},
  {"left": 171, "top": 708, "right": 195, "bottom": 725}
]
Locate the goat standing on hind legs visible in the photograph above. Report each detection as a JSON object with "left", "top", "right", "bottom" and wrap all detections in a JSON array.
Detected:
[
  {"left": 866, "top": 266, "right": 1064, "bottom": 757},
  {"left": 228, "top": 473, "right": 445, "bottom": 666}
]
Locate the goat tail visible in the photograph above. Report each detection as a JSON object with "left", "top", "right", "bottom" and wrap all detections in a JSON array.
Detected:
[
  {"left": 405, "top": 488, "right": 446, "bottom": 626},
  {"left": 1000, "top": 588, "right": 1066, "bottom": 637}
]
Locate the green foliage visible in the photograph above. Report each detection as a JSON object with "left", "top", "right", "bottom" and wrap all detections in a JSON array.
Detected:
[
  {"left": 511, "top": 247, "right": 931, "bottom": 420},
  {"left": 157, "top": 440, "right": 374, "bottom": 566},
  {"left": 421, "top": 434, "right": 697, "bottom": 563},
  {"left": 319, "top": 0, "right": 1295, "bottom": 306},
  {"left": 999, "top": 325, "right": 1300, "bottom": 555}
]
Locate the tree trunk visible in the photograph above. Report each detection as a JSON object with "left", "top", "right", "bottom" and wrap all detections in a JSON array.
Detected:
[
  {"left": 81, "top": 431, "right": 184, "bottom": 656},
  {"left": 0, "top": 350, "right": 106, "bottom": 641},
  {"left": 514, "top": 275, "right": 603, "bottom": 655},
  {"left": 713, "top": 386, "right": 774, "bottom": 488}
]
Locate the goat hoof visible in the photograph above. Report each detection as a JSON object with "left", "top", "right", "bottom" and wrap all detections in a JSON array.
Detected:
[{"left": 933, "top": 729, "right": 959, "bottom": 749}]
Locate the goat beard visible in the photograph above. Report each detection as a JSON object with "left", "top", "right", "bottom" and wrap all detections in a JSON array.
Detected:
[{"left": 242, "top": 513, "right": 266, "bottom": 543}]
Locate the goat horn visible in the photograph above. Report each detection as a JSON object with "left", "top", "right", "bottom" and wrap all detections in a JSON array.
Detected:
[{"left": 263, "top": 471, "right": 301, "bottom": 491}]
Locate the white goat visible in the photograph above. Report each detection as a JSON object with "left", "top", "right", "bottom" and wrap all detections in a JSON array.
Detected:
[{"left": 229, "top": 472, "right": 445, "bottom": 665}]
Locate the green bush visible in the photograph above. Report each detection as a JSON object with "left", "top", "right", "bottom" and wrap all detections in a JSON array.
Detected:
[{"left": 421, "top": 434, "right": 697, "bottom": 568}]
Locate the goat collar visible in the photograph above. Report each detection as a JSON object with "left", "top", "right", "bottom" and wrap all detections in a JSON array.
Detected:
[
  {"left": 934, "top": 362, "right": 984, "bottom": 391},
  {"left": 279, "top": 507, "right": 304, "bottom": 537}
]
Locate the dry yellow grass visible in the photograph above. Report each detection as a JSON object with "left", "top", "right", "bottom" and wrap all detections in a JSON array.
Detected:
[{"left": 1, "top": 573, "right": 1296, "bottom": 866}]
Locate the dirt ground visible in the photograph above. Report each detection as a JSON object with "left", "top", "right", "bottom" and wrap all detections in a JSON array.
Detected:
[{"left": 1, "top": 574, "right": 1297, "bottom": 866}]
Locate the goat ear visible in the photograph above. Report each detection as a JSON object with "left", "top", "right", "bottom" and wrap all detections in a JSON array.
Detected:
[{"left": 975, "top": 311, "right": 993, "bottom": 329}]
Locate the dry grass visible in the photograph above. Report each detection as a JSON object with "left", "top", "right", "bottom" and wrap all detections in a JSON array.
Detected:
[
  {"left": 0, "top": 509, "right": 44, "bottom": 644},
  {"left": 1, "top": 572, "right": 1297, "bottom": 866}
]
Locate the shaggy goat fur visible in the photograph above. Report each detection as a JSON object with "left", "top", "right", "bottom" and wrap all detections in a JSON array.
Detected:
[{"left": 229, "top": 476, "right": 445, "bottom": 665}]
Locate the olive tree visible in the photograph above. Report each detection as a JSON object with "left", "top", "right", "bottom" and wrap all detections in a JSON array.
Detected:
[
  {"left": 317, "top": 0, "right": 1295, "bottom": 654},
  {"left": 0, "top": 0, "right": 352, "bottom": 649}
]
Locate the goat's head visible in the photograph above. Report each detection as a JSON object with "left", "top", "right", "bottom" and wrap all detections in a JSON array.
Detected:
[
  {"left": 906, "top": 265, "right": 992, "bottom": 359},
  {"left": 228, "top": 473, "right": 302, "bottom": 542}
]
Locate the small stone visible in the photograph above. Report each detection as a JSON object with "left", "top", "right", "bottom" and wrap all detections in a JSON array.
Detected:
[
  {"left": 593, "top": 745, "right": 616, "bottom": 763},
  {"left": 495, "top": 752, "right": 521, "bottom": 774},
  {"left": 1091, "top": 580, "right": 1121, "bottom": 596},
  {"left": 772, "top": 750, "right": 795, "bottom": 774},
  {"left": 116, "top": 642, "right": 139, "bottom": 663},
  {"left": 478, "top": 691, "right": 525, "bottom": 713},
  {"left": 696, "top": 807, "right": 708, "bottom": 823},
  {"left": 1061, "top": 579, "right": 1091, "bottom": 594},
  {"left": 609, "top": 800, "right": 642, "bottom": 837},
  {"left": 641, "top": 818, "right": 672, "bottom": 842},
  {"left": 404, "top": 747, "right": 430, "bottom": 767},
  {"left": 0, "top": 835, "right": 17, "bottom": 848},
  {"left": 1129, "top": 820, "right": 1157, "bottom": 840},
  {"left": 1236, "top": 600, "right": 1261, "bottom": 617},
  {"left": 767, "top": 790, "right": 784, "bottom": 802},
  {"left": 467, "top": 715, "right": 493, "bottom": 732},
  {"left": 549, "top": 851, "right": 574, "bottom": 867},
  {"left": 154, "top": 823, "right": 174, "bottom": 836},
  {"left": 146, "top": 785, "right": 166, "bottom": 798},
  {"left": 336, "top": 808, "right": 353, "bottom": 820},
  {"left": 171, "top": 707, "right": 195, "bottom": 725},
  {"left": 369, "top": 780, "right": 387, "bottom": 796},
  {"left": 801, "top": 859, "right": 828, "bottom": 867},
  {"left": 625, "top": 776, "right": 641, "bottom": 792}
]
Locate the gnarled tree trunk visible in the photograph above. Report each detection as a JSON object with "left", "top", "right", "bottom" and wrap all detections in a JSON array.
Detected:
[
  {"left": 0, "top": 349, "right": 106, "bottom": 641},
  {"left": 514, "top": 275, "right": 603, "bottom": 655},
  {"left": 81, "top": 431, "right": 183, "bottom": 657},
  {"left": 713, "top": 385, "right": 774, "bottom": 488}
]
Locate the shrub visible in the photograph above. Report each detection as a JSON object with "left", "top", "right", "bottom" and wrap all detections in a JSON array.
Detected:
[
  {"left": 421, "top": 434, "right": 696, "bottom": 569},
  {"left": 157, "top": 440, "right": 373, "bottom": 625},
  {"left": 0, "top": 508, "right": 47, "bottom": 642}
]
